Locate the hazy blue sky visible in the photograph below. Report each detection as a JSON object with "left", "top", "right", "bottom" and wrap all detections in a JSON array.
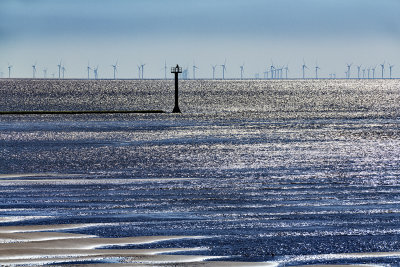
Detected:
[{"left": 1, "top": 0, "right": 399, "bottom": 78}]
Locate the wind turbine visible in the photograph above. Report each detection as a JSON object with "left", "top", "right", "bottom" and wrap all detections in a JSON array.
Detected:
[
  {"left": 362, "top": 68, "right": 366, "bottom": 79},
  {"left": 380, "top": 61, "right": 385, "bottom": 78},
  {"left": 57, "top": 60, "right": 62, "bottom": 79},
  {"left": 389, "top": 63, "right": 394, "bottom": 79},
  {"left": 87, "top": 62, "right": 92, "bottom": 79},
  {"left": 357, "top": 65, "right": 362, "bottom": 79},
  {"left": 263, "top": 70, "right": 268, "bottom": 79},
  {"left": 346, "top": 63, "right": 352, "bottom": 79},
  {"left": 43, "top": 68, "right": 47, "bottom": 78},
  {"left": 61, "top": 65, "right": 66, "bottom": 79},
  {"left": 367, "top": 67, "right": 371, "bottom": 79},
  {"left": 302, "top": 60, "right": 308, "bottom": 79},
  {"left": 93, "top": 66, "right": 98, "bottom": 79},
  {"left": 240, "top": 63, "right": 245, "bottom": 80},
  {"left": 270, "top": 61, "right": 275, "bottom": 79},
  {"left": 211, "top": 65, "right": 217, "bottom": 80},
  {"left": 141, "top": 63, "right": 146, "bottom": 79},
  {"left": 164, "top": 60, "right": 167, "bottom": 79},
  {"left": 371, "top": 65, "right": 377, "bottom": 79},
  {"left": 277, "top": 66, "right": 283, "bottom": 79},
  {"left": 182, "top": 67, "right": 189, "bottom": 80},
  {"left": 32, "top": 62, "right": 37, "bottom": 78},
  {"left": 315, "top": 63, "right": 320, "bottom": 79},
  {"left": 284, "top": 65, "right": 289, "bottom": 79},
  {"left": 112, "top": 61, "right": 118, "bottom": 79},
  {"left": 220, "top": 59, "right": 227, "bottom": 79},
  {"left": 270, "top": 59, "right": 277, "bottom": 79},
  {"left": 7, "top": 63, "right": 13, "bottom": 78},
  {"left": 192, "top": 62, "right": 199, "bottom": 79},
  {"left": 137, "top": 65, "right": 142, "bottom": 79}
]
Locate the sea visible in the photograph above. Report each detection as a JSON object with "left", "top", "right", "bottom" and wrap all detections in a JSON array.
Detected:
[{"left": 1, "top": 79, "right": 400, "bottom": 266}]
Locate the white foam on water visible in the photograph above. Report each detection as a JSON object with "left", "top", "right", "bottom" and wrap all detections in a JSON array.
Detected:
[
  {"left": 0, "top": 216, "right": 52, "bottom": 223},
  {"left": 278, "top": 251, "right": 400, "bottom": 266},
  {"left": 0, "top": 173, "right": 75, "bottom": 179},
  {"left": 0, "top": 222, "right": 112, "bottom": 233},
  {"left": 0, "top": 177, "right": 198, "bottom": 184}
]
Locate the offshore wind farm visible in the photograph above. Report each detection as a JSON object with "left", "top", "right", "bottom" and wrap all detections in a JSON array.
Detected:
[
  {"left": 0, "top": 60, "right": 397, "bottom": 80},
  {"left": 1, "top": 0, "right": 400, "bottom": 266}
]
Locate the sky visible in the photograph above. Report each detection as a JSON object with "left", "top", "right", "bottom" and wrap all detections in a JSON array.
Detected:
[{"left": 1, "top": 0, "right": 399, "bottom": 79}]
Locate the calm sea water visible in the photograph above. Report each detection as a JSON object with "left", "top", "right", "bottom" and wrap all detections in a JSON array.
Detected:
[{"left": 1, "top": 79, "right": 400, "bottom": 265}]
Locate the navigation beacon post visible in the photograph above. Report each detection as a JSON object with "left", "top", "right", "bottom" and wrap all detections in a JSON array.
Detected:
[{"left": 171, "top": 64, "right": 182, "bottom": 113}]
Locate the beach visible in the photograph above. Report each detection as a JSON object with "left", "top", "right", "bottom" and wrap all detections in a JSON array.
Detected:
[{"left": 1, "top": 79, "right": 400, "bottom": 265}]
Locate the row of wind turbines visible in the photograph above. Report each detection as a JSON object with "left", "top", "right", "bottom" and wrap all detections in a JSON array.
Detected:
[
  {"left": 1, "top": 60, "right": 396, "bottom": 80},
  {"left": 301, "top": 61, "right": 395, "bottom": 79},
  {"left": 344, "top": 62, "right": 395, "bottom": 79},
  {"left": 3, "top": 61, "right": 68, "bottom": 79},
  {"left": 177, "top": 60, "right": 395, "bottom": 80}
]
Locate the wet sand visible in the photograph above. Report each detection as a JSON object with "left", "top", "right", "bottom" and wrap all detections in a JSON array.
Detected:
[
  {"left": 0, "top": 175, "right": 396, "bottom": 266},
  {"left": 0, "top": 222, "right": 277, "bottom": 266},
  {"left": 0, "top": 222, "right": 386, "bottom": 266}
]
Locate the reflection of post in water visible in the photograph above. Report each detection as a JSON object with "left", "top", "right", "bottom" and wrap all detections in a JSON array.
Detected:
[{"left": 171, "top": 64, "right": 182, "bottom": 113}]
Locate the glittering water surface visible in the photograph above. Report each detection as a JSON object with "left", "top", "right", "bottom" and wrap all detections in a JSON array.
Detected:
[{"left": 1, "top": 79, "right": 400, "bottom": 265}]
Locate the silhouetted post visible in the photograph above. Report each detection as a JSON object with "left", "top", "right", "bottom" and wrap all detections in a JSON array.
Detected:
[{"left": 171, "top": 64, "right": 182, "bottom": 113}]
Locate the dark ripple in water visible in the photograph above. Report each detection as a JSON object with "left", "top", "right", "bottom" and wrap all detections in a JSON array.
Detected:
[{"left": 1, "top": 79, "right": 400, "bottom": 265}]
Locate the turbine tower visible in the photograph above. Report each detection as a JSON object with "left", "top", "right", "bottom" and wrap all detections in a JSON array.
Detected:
[
  {"left": 182, "top": 67, "right": 188, "bottom": 80},
  {"left": 61, "top": 65, "right": 66, "bottom": 79},
  {"left": 380, "top": 62, "right": 385, "bottom": 78},
  {"left": 43, "top": 68, "right": 47, "bottom": 78},
  {"left": 164, "top": 60, "right": 167, "bottom": 79},
  {"left": 137, "top": 65, "right": 142, "bottom": 79},
  {"left": 211, "top": 65, "right": 217, "bottom": 80},
  {"left": 87, "top": 62, "right": 92, "bottom": 79},
  {"left": 277, "top": 66, "right": 283, "bottom": 79},
  {"left": 240, "top": 63, "right": 245, "bottom": 80},
  {"left": 57, "top": 60, "right": 62, "bottom": 79},
  {"left": 372, "top": 66, "right": 376, "bottom": 79},
  {"left": 315, "top": 63, "right": 320, "bottom": 79},
  {"left": 284, "top": 65, "right": 289, "bottom": 79},
  {"left": 220, "top": 59, "right": 227, "bottom": 79},
  {"left": 141, "top": 63, "right": 146, "bottom": 79},
  {"left": 7, "top": 64, "right": 13, "bottom": 78},
  {"left": 112, "top": 61, "right": 118, "bottom": 79},
  {"left": 192, "top": 62, "right": 199, "bottom": 79},
  {"left": 389, "top": 64, "right": 394, "bottom": 79},
  {"left": 362, "top": 68, "right": 366, "bottom": 79},
  {"left": 302, "top": 60, "right": 308, "bottom": 79},
  {"left": 93, "top": 66, "right": 99, "bottom": 79},
  {"left": 357, "top": 65, "right": 362, "bottom": 79},
  {"left": 270, "top": 61, "right": 275, "bottom": 79},
  {"left": 346, "top": 63, "right": 352, "bottom": 79},
  {"left": 32, "top": 62, "right": 37, "bottom": 78}
]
